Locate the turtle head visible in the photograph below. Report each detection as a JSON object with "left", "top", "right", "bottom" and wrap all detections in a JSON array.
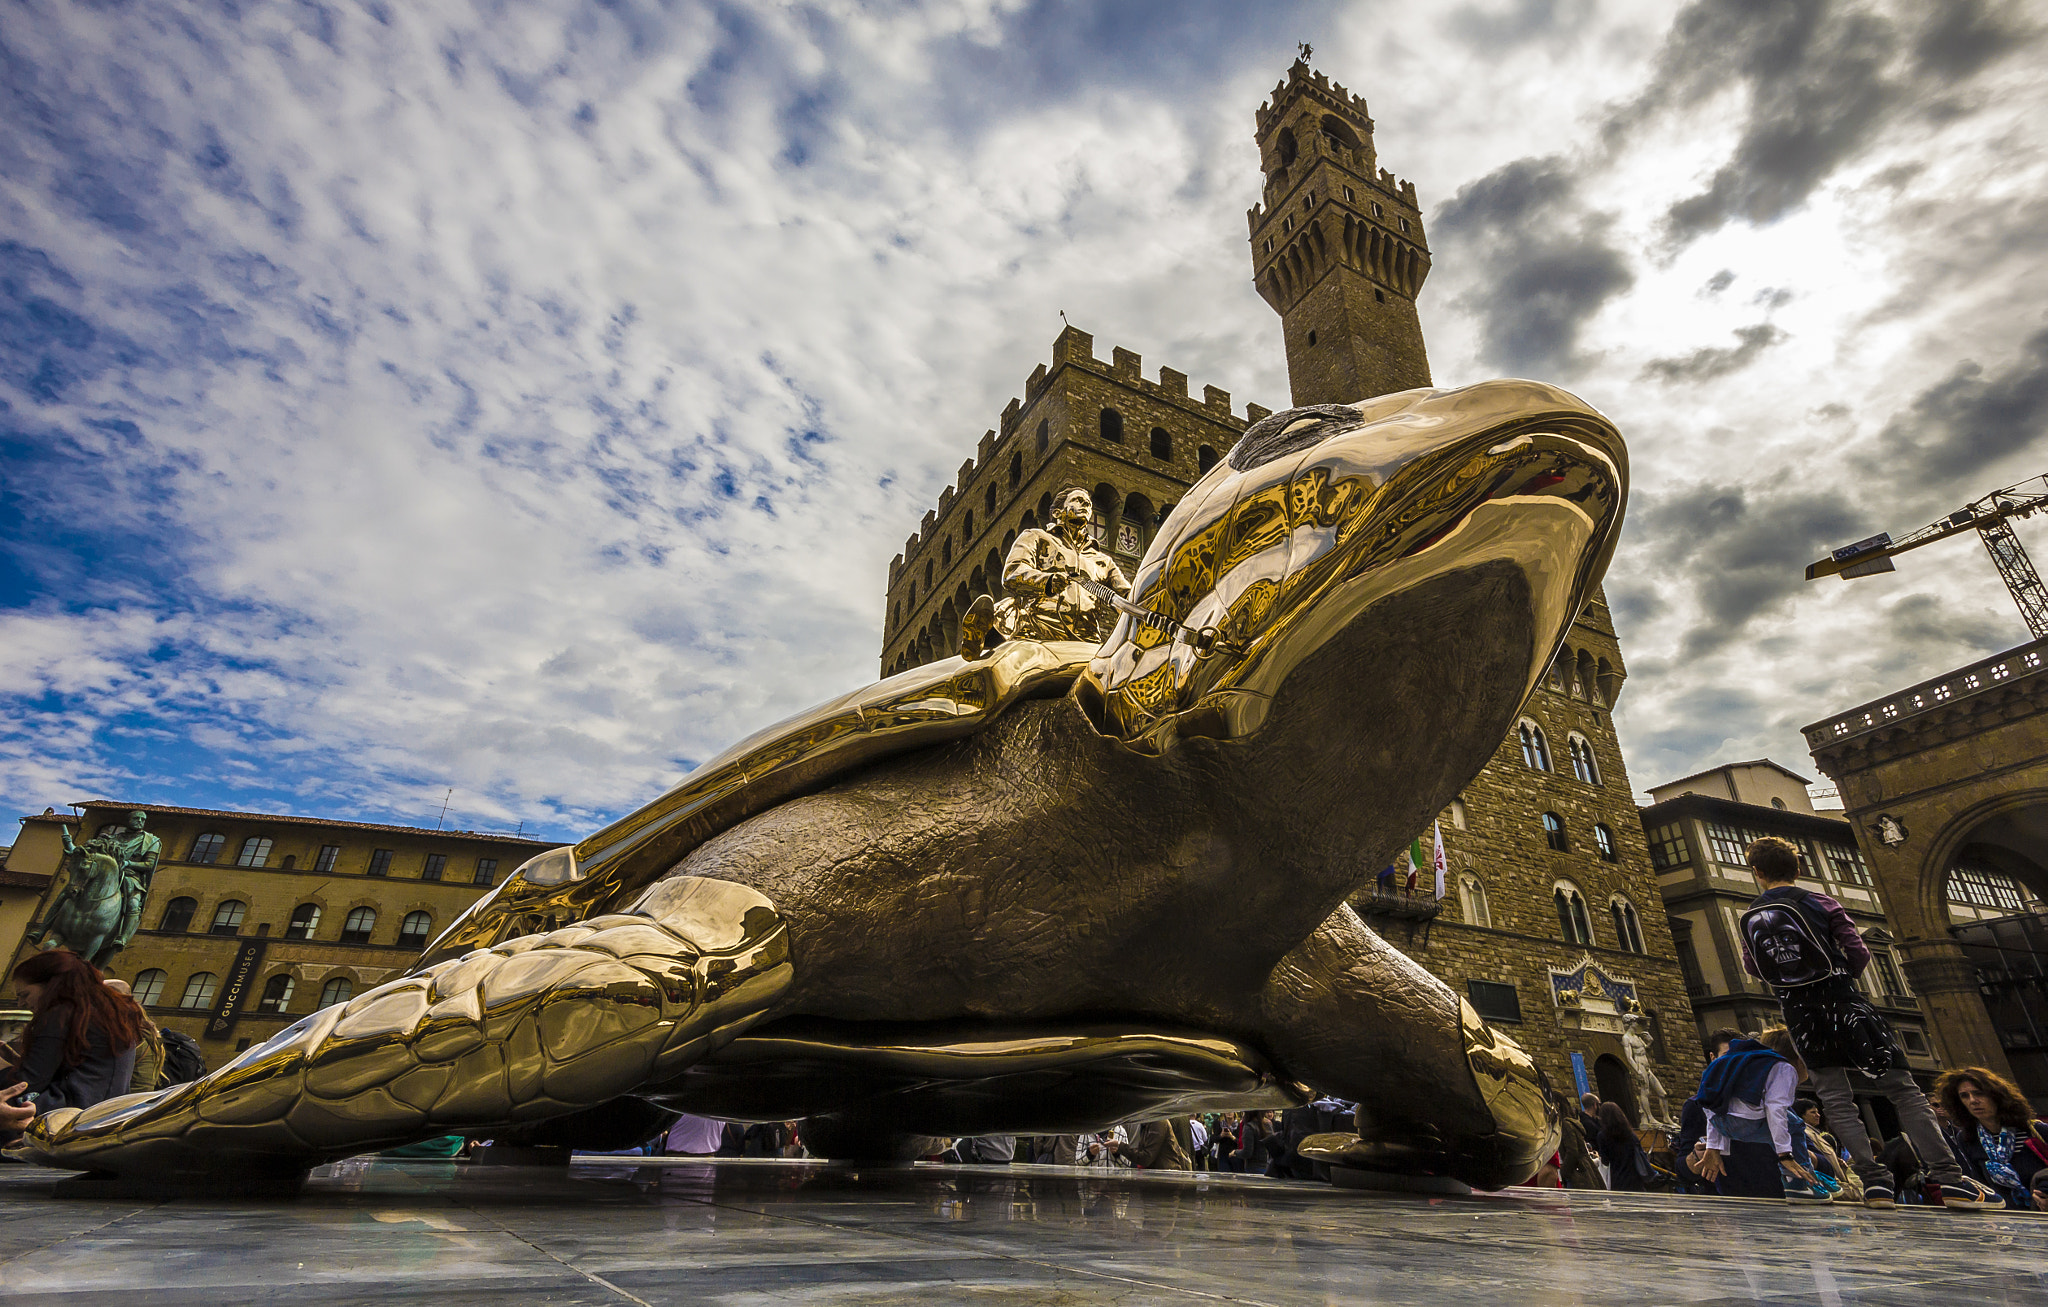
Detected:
[{"left": 1080, "top": 379, "right": 1626, "bottom": 767}]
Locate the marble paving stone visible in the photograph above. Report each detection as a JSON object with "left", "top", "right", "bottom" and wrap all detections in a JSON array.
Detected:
[{"left": 3, "top": 1156, "right": 2047, "bottom": 1305}]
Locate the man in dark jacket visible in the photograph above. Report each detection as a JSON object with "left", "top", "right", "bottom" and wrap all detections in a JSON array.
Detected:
[{"left": 1741, "top": 837, "right": 1997, "bottom": 1211}]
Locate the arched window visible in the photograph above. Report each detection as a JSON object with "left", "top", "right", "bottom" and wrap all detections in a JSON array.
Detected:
[
  {"left": 924, "top": 559, "right": 933, "bottom": 591},
  {"left": 1035, "top": 419, "right": 1049, "bottom": 455},
  {"left": 158, "top": 897, "right": 198, "bottom": 933},
  {"left": 189, "top": 832, "right": 225, "bottom": 864},
  {"left": 985, "top": 482, "right": 998, "bottom": 515},
  {"left": 1197, "top": 444, "right": 1218, "bottom": 473},
  {"left": 1595, "top": 822, "right": 1618, "bottom": 862},
  {"left": 1610, "top": 897, "right": 1647, "bottom": 954},
  {"left": 1007, "top": 451, "right": 1021, "bottom": 488},
  {"left": 235, "top": 836, "right": 273, "bottom": 868},
  {"left": 1554, "top": 882, "right": 1593, "bottom": 946},
  {"left": 1150, "top": 427, "right": 1172, "bottom": 460},
  {"left": 398, "top": 911, "right": 434, "bottom": 948},
  {"left": 285, "top": 903, "right": 322, "bottom": 940},
  {"left": 1459, "top": 875, "right": 1492, "bottom": 929},
  {"left": 1568, "top": 736, "right": 1600, "bottom": 785},
  {"left": 132, "top": 969, "right": 167, "bottom": 1007},
  {"left": 1519, "top": 722, "right": 1552, "bottom": 771},
  {"left": 1542, "top": 812, "right": 1568, "bottom": 853},
  {"left": 341, "top": 907, "right": 377, "bottom": 944},
  {"left": 178, "top": 972, "right": 219, "bottom": 1009},
  {"left": 942, "top": 537, "right": 952, "bottom": 567},
  {"left": 209, "top": 900, "right": 247, "bottom": 935},
  {"left": 1099, "top": 408, "right": 1124, "bottom": 443},
  {"left": 1446, "top": 798, "right": 1468, "bottom": 830},
  {"left": 318, "top": 977, "right": 354, "bottom": 1009},
  {"left": 256, "top": 973, "right": 295, "bottom": 1014}
]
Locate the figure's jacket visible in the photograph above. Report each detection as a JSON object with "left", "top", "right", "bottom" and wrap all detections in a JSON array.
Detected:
[{"left": 20, "top": 1003, "right": 139, "bottom": 1112}]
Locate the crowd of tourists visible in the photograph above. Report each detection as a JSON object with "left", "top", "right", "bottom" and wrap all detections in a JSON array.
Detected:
[
  {"left": 1527, "top": 834, "right": 2047, "bottom": 1211},
  {"left": 5, "top": 831, "right": 2046, "bottom": 1212}
]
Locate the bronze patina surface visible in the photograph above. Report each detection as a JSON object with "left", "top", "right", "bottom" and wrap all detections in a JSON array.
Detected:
[
  {"left": 14, "top": 379, "right": 1622, "bottom": 1191},
  {"left": 29, "top": 809, "right": 160, "bottom": 968}
]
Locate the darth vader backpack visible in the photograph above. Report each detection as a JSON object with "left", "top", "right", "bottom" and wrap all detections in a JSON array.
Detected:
[{"left": 1740, "top": 889, "right": 1848, "bottom": 989}]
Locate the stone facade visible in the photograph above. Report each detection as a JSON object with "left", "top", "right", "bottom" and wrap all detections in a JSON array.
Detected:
[
  {"left": 1384, "top": 594, "right": 1704, "bottom": 1117},
  {"left": 6, "top": 801, "right": 552, "bottom": 1058},
  {"left": 1248, "top": 60, "right": 1432, "bottom": 406},
  {"left": 879, "top": 58, "right": 1702, "bottom": 1118},
  {"left": 1804, "top": 636, "right": 2048, "bottom": 1098}
]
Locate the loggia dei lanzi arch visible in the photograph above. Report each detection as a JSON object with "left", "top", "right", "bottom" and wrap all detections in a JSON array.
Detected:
[{"left": 1806, "top": 637, "right": 2048, "bottom": 1096}]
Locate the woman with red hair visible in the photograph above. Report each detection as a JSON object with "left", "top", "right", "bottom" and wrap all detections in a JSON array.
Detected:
[{"left": 8, "top": 950, "right": 144, "bottom": 1117}]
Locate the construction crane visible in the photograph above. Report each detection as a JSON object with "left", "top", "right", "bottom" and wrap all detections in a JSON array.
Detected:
[{"left": 1806, "top": 474, "right": 2048, "bottom": 639}]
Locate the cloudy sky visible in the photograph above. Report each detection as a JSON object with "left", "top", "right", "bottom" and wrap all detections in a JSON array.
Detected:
[{"left": 3, "top": 0, "right": 2045, "bottom": 840}]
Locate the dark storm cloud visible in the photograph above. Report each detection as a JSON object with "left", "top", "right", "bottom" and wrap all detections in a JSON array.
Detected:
[
  {"left": 1616, "top": 0, "right": 2038, "bottom": 243},
  {"left": 1873, "top": 325, "right": 2048, "bottom": 489},
  {"left": 1442, "top": 0, "right": 1597, "bottom": 53},
  {"left": 1634, "top": 481, "right": 1871, "bottom": 661},
  {"left": 1433, "top": 156, "right": 1633, "bottom": 376},
  {"left": 1640, "top": 323, "right": 1786, "bottom": 384}
]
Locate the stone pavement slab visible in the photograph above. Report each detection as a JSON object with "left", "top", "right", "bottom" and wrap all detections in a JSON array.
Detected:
[{"left": 2, "top": 1156, "right": 2045, "bottom": 1305}]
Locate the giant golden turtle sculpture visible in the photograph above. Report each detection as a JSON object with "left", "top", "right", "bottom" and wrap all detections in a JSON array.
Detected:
[{"left": 15, "top": 380, "right": 1625, "bottom": 1191}]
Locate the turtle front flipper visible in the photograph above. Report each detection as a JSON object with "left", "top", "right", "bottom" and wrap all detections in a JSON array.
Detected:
[{"left": 10, "top": 877, "right": 790, "bottom": 1186}]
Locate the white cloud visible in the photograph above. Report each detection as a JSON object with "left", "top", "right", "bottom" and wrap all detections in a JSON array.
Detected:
[{"left": 2, "top": 0, "right": 2045, "bottom": 835}]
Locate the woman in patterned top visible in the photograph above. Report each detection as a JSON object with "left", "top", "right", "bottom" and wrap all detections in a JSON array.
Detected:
[{"left": 1935, "top": 1066, "right": 2048, "bottom": 1209}]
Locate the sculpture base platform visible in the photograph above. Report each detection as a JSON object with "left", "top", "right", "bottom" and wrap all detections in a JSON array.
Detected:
[{"left": 4, "top": 1154, "right": 2044, "bottom": 1303}]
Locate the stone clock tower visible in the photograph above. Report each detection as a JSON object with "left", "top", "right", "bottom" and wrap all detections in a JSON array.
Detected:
[{"left": 1248, "top": 60, "right": 1432, "bottom": 406}]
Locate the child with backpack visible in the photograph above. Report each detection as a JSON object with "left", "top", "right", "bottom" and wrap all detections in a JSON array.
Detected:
[{"left": 1738, "top": 836, "right": 1999, "bottom": 1211}]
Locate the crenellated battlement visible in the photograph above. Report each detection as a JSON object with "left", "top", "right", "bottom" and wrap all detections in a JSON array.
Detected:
[
  {"left": 892, "top": 324, "right": 1264, "bottom": 569},
  {"left": 1255, "top": 59, "right": 1372, "bottom": 135}
]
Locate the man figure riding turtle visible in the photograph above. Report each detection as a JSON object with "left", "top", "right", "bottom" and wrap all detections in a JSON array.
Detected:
[{"left": 960, "top": 486, "right": 1130, "bottom": 658}]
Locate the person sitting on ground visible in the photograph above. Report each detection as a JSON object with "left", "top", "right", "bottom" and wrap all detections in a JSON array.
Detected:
[
  {"left": 1756, "top": 1028, "right": 1836, "bottom": 1202},
  {"left": 1737, "top": 836, "right": 2001, "bottom": 1211},
  {"left": 1796, "top": 1098, "right": 1863, "bottom": 1203},
  {"left": 1934, "top": 1066, "right": 2048, "bottom": 1210},
  {"left": 1111, "top": 1118, "right": 1191, "bottom": 1170},
  {"left": 102, "top": 979, "right": 163, "bottom": 1096},
  {"left": 9, "top": 950, "right": 142, "bottom": 1117},
  {"left": 1593, "top": 1102, "right": 1652, "bottom": 1191},
  {"left": 1, "top": 1082, "right": 34, "bottom": 1146},
  {"left": 1688, "top": 1032, "right": 1816, "bottom": 1199},
  {"left": 1552, "top": 1090, "right": 1605, "bottom": 1190}
]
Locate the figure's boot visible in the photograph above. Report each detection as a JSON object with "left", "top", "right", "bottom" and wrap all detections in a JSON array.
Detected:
[
  {"left": 958, "top": 594, "right": 998, "bottom": 661},
  {"left": 10, "top": 877, "right": 790, "bottom": 1189}
]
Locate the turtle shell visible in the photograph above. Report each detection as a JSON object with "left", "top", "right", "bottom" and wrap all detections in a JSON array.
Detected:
[{"left": 419, "top": 639, "right": 1099, "bottom": 964}]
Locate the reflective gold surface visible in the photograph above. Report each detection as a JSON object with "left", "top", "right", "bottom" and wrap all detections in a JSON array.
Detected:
[
  {"left": 13, "top": 877, "right": 790, "bottom": 1180},
  {"left": 1083, "top": 383, "right": 1622, "bottom": 752},
  {"left": 420, "top": 639, "right": 1097, "bottom": 968},
  {"left": 991, "top": 485, "right": 1133, "bottom": 644},
  {"left": 18, "top": 379, "right": 1623, "bottom": 1194},
  {"left": 664, "top": 1019, "right": 1311, "bottom": 1135}
]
